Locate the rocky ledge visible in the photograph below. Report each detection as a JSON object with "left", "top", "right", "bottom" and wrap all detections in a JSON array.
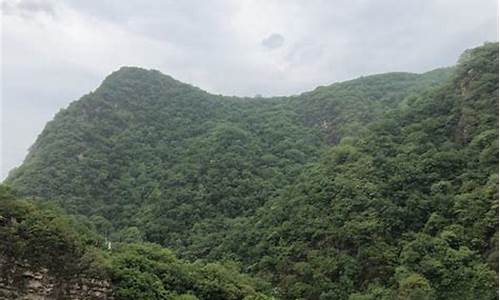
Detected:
[{"left": 0, "top": 259, "right": 113, "bottom": 300}]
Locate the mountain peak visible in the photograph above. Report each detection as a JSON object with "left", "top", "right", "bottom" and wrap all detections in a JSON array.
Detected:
[{"left": 98, "top": 66, "right": 185, "bottom": 93}]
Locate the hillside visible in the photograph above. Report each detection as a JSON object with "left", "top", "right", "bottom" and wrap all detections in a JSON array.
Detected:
[
  {"left": 6, "top": 64, "right": 450, "bottom": 252},
  {"left": 3, "top": 42, "right": 498, "bottom": 299},
  {"left": 0, "top": 186, "right": 273, "bottom": 299},
  {"left": 221, "top": 42, "right": 499, "bottom": 299}
]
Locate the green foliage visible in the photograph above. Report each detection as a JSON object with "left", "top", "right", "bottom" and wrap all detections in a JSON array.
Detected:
[
  {"left": 109, "top": 243, "right": 273, "bottom": 300},
  {"left": 4, "top": 43, "right": 498, "bottom": 299},
  {"left": 0, "top": 186, "right": 274, "bottom": 299},
  {"left": 396, "top": 272, "right": 434, "bottom": 300},
  {"left": 216, "top": 43, "right": 499, "bottom": 299},
  {"left": 6, "top": 68, "right": 326, "bottom": 259},
  {"left": 0, "top": 185, "right": 107, "bottom": 279}
]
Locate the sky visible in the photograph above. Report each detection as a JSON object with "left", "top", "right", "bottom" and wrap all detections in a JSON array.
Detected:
[{"left": 1, "top": 0, "right": 498, "bottom": 180}]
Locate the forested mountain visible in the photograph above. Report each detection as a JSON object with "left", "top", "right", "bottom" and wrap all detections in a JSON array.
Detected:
[
  {"left": 5, "top": 62, "right": 450, "bottom": 252},
  {"left": 0, "top": 186, "right": 272, "bottom": 299},
  {"left": 3, "top": 42, "right": 498, "bottom": 299}
]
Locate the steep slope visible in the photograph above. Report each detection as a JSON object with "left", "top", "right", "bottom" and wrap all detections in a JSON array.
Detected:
[
  {"left": 6, "top": 64, "right": 450, "bottom": 257},
  {"left": 219, "top": 42, "right": 498, "bottom": 299},
  {"left": 291, "top": 68, "right": 452, "bottom": 143},
  {"left": 0, "top": 185, "right": 112, "bottom": 299},
  {"left": 0, "top": 185, "right": 274, "bottom": 299}
]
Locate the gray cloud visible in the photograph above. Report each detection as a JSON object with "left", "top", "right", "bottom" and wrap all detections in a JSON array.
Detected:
[
  {"left": 261, "top": 33, "right": 285, "bottom": 49},
  {"left": 2, "top": 0, "right": 55, "bottom": 17},
  {"left": 1, "top": 0, "right": 498, "bottom": 179}
]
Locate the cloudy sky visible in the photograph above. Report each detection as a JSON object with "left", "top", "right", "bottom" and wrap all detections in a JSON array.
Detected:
[{"left": 1, "top": 0, "right": 498, "bottom": 179}]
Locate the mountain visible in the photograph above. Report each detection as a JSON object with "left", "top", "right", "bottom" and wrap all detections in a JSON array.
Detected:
[
  {"left": 3, "top": 42, "right": 498, "bottom": 299},
  {"left": 221, "top": 43, "right": 499, "bottom": 299},
  {"left": 6, "top": 65, "right": 450, "bottom": 251}
]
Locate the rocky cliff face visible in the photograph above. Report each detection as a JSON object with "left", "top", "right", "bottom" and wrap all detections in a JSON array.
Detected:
[{"left": 0, "top": 259, "right": 113, "bottom": 300}]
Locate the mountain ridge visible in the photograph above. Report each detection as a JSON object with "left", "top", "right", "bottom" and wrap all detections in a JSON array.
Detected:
[
  {"left": 6, "top": 63, "right": 453, "bottom": 220},
  {"left": 3, "top": 42, "right": 498, "bottom": 300}
]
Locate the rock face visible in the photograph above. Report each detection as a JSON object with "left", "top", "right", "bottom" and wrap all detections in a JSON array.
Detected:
[{"left": 0, "top": 259, "right": 113, "bottom": 300}]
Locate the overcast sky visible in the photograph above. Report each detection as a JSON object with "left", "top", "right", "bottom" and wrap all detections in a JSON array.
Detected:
[{"left": 1, "top": 0, "right": 498, "bottom": 180}]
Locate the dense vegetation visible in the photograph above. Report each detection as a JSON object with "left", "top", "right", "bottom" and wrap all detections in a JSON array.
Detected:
[
  {"left": 6, "top": 63, "right": 450, "bottom": 255},
  {"left": 3, "top": 42, "right": 498, "bottom": 299},
  {"left": 0, "top": 185, "right": 106, "bottom": 280},
  {"left": 0, "top": 186, "right": 273, "bottom": 299},
  {"left": 221, "top": 43, "right": 499, "bottom": 299}
]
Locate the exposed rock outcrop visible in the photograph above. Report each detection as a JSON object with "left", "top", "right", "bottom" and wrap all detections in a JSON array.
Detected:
[{"left": 0, "top": 259, "right": 113, "bottom": 300}]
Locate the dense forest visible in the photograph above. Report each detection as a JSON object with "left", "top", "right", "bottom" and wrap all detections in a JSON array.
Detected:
[{"left": 2, "top": 42, "right": 498, "bottom": 299}]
